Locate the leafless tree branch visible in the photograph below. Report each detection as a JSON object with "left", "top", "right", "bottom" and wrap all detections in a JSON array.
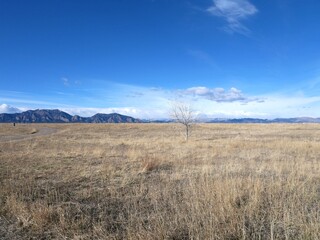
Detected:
[{"left": 170, "top": 101, "right": 196, "bottom": 141}]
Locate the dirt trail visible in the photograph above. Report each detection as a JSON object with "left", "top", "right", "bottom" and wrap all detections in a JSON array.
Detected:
[{"left": 0, "top": 127, "right": 58, "bottom": 143}]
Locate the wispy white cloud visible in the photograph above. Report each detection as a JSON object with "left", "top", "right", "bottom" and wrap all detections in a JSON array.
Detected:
[
  {"left": 0, "top": 104, "right": 22, "bottom": 113},
  {"left": 61, "top": 77, "right": 81, "bottom": 87},
  {"left": 62, "top": 77, "right": 69, "bottom": 86},
  {"left": 0, "top": 97, "right": 59, "bottom": 106},
  {"left": 61, "top": 107, "right": 167, "bottom": 120},
  {"left": 191, "top": 92, "right": 320, "bottom": 119},
  {"left": 3, "top": 82, "right": 320, "bottom": 119},
  {"left": 180, "top": 86, "right": 261, "bottom": 103},
  {"left": 187, "top": 49, "right": 217, "bottom": 68},
  {"left": 207, "top": 0, "right": 258, "bottom": 35}
]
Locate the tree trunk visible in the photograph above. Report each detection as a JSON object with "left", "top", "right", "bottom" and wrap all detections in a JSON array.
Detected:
[{"left": 185, "top": 124, "right": 189, "bottom": 141}]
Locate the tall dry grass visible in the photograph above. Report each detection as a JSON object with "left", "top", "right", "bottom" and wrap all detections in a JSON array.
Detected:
[{"left": 1, "top": 123, "right": 320, "bottom": 239}]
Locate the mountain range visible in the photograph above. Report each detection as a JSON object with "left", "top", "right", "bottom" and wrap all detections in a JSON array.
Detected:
[
  {"left": 206, "top": 117, "right": 320, "bottom": 123},
  {"left": 0, "top": 109, "right": 140, "bottom": 123},
  {"left": 1, "top": 109, "right": 320, "bottom": 124}
]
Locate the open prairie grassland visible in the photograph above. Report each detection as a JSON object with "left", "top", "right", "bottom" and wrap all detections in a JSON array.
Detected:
[{"left": 1, "top": 123, "right": 320, "bottom": 239}]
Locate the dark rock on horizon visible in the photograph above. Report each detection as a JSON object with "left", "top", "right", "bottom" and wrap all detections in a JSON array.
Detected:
[{"left": 0, "top": 109, "right": 140, "bottom": 123}]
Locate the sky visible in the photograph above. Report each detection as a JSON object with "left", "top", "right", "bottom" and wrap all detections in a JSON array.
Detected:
[{"left": 1, "top": 0, "right": 320, "bottom": 119}]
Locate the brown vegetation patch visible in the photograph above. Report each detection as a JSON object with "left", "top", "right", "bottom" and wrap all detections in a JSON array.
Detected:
[{"left": 1, "top": 123, "right": 320, "bottom": 239}]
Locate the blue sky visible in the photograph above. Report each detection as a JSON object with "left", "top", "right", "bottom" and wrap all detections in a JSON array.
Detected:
[{"left": 1, "top": 0, "right": 320, "bottom": 119}]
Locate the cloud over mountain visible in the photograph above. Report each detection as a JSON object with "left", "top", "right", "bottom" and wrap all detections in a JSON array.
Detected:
[{"left": 0, "top": 104, "right": 21, "bottom": 113}]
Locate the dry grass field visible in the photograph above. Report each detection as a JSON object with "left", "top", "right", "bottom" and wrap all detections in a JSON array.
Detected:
[{"left": 1, "top": 123, "right": 320, "bottom": 239}]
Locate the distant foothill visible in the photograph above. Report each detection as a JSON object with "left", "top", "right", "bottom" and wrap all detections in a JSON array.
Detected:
[{"left": 0, "top": 109, "right": 141, "bottom": 123}]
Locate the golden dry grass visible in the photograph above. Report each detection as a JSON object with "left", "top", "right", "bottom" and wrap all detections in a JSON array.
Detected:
[
  {"left": 1, "top": 123, "right": 320, "bottom": 239},
  {"left": 0, "top": 124, "right": 37, "bottom": 136}
]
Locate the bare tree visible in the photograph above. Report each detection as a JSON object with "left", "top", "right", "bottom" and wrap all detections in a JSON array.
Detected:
[{"left": 170, "top": 101, "right": 196, "bottom": 141}]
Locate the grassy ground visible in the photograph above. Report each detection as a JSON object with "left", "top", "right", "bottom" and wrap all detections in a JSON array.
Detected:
[{"left": 1, "top": 123, "right": 320, "bottom": 239}]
